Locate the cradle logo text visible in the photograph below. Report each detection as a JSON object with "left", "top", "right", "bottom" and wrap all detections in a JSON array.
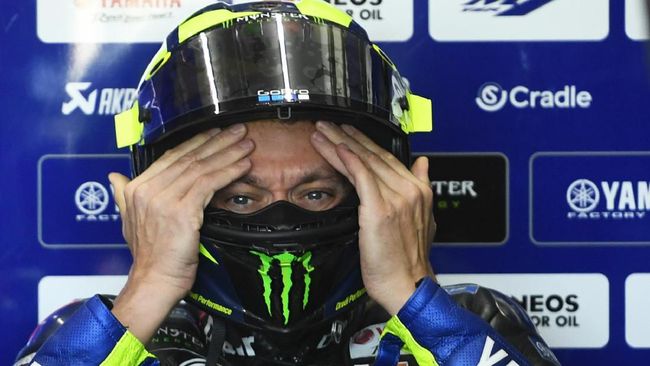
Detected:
[
  {"left": 475, "top": 83, "right": 592, "bottom": 112},
  {"left": 566, "top": 179, "right": 650, "bottom": 220},
  {"left": 75, "top": 181, "right": 120, "bottom": 222},
  {"left": 462, "top": 0, "right": 555, "bottom": 16},
  {"left": 62, "top": 82, "right": 137, "bottom": 116}
]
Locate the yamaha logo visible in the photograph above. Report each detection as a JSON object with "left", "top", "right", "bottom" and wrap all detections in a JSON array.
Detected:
[
  {"left": 476, "top": 82, "right": 592, "bottom": 112},
  {"left": 566, "top": 179, "right": 599, "bottom": 213},
  {"left": 75, "top": 181, "right": 120, "bottom": 222},
  {"left": 75, "top": 182, "right": 109, "bottom": 215},
  {"left": 566, "top": 179, "right": 650, "bottom": 220}
]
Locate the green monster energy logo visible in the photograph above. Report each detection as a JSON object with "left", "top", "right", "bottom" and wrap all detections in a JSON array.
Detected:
[{"left": 250, "top": 251, "right": 314, "bottom": 325}]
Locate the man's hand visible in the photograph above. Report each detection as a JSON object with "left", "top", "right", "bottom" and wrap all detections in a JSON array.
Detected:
[
  {"left": 108, "top": 124, "right": 254, "bottom": 343},
  {"left": 311, "top": 121, "right": 436, "bottom": 315}
]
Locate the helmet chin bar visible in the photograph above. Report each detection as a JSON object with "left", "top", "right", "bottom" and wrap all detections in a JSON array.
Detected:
[{"left": 192, "top": 198, "right": 366, "bottom": 334}]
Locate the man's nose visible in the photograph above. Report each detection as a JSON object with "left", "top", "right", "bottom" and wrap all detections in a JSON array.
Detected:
[{"left": 270, "top": 191, "right": 290, "bottom": 203}]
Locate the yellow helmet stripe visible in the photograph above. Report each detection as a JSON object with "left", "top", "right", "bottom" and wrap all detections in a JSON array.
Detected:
[
  {"left": 142, "top": 45, "right": 171, "bottom": 82},
  {"left": 114, "top": 101, "right": 143, "bottom": 148},
  {"left": 295, "top": 0, "right": 353, "bottom": 28},
  {"left": 407, "top": 94, "right": 433, "bottom": 133}
]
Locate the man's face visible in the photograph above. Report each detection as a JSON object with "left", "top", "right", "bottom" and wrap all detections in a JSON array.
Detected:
[{"left": 210, "top": 120, "right": 351, "bottom": 213}]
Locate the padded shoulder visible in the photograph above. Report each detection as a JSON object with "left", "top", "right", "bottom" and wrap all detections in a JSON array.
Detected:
[
  {"left": 443, "top": 284, "right": 561, "bottom": 366},
  {"left": 14, "top": 298, "right": 90, "bottom": 365}
]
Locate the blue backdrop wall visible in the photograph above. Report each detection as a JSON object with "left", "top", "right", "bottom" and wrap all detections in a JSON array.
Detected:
[{"left": 2, "top": 0, "right": 650, "bottom": 364}]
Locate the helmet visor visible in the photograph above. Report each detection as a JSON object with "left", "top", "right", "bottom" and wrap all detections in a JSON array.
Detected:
[{"left": 140, "top": 13, "right": 406, "bottom": 144}]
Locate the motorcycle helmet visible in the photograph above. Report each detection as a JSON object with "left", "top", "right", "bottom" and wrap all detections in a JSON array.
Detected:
[{"left": 114, "top": 0, "right": 432, "bottom": 336}]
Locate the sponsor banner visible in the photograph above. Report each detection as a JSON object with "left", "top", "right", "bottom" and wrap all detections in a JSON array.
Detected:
[
  {"left": 61, "top": 81, "right": 138, "bottom": 117},
  {"left": 40, "top": 0, "right": 412, "bottom": 44},
  {"left": 475, "top": 82, "right": 593, "bottom": 112},
  {"left": 418, "top": 153, "right": 508, "bottom": 244},
  {"left": 323, "top": 0, "right": 413, "bottom": 41},
  {"left": 438, "top": 273, "right": 610, "bottom": 348},
  {"left": 625, "top": 0, "right": 649, "bottom": 40},
  {"left": 38, "top": 155, "right": 130, "bottom": 248},
  {"left": 37, "top": 0, "right": 215, "bottom": 43},
  {"left": 429, "top": 0, "right": 609, "bottom": 42},
  {"left": 625, "top": 273, "right": 650, "bottom": 348},
  {"left": 530, "top": 152, "right": 650, "bottom": 245},
  {"left": 227, "top": 0, "right": 413, "bottom": 41},
  {"left": 62, "top": 82, "right": 137, "bottom": 116},
  {"left": 38, "top": 275, "right": 127, "bottom": 321}
]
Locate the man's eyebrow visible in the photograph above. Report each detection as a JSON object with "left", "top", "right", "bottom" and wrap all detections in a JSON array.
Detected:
[
  {"left": 296, "top": 171, "right": 346, "bottom": 185},
  {"left": 238, "top": 174, "right": 264, "bottom": 188}
]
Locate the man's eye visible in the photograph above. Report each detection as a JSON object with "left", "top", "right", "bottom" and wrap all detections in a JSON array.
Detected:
[
  {"left": 306, "top": 191, "right": 328, "bottom": 201},
  {"left": 231, "top": 195, "right": 251, "bottom": 205}
]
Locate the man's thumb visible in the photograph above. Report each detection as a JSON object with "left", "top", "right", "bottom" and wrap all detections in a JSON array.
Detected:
[
  {"left": 410, "top": 156, "right": 430, "bottom": 184},
  {"left": 108, "top": 172, "right": 130, "bottom": 213}
]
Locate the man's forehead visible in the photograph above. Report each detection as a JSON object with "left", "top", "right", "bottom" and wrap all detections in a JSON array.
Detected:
[
  {"left": 236, "top": 119, "right": 346, "bottom": 190},
  {"left": 238, "top": 164, "right": 345, "bottom": 189}
]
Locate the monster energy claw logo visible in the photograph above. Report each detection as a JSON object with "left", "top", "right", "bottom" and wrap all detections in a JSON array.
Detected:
[{"left": 251, "top": 251, "right": 314, "bottom": 325}]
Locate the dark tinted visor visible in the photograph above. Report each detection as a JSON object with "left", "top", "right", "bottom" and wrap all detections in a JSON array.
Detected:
[{"left": 139, "top": 13, "right": 403, "bottom": 143}]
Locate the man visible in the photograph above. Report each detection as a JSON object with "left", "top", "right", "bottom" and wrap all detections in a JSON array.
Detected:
[{"left": 16, "top": 1, "right": 559, "bottom": 365}]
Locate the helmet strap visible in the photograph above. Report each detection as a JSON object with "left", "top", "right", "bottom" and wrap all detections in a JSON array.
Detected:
[{"left": 207, "top": 317, "right": 227, "bottom": 365}]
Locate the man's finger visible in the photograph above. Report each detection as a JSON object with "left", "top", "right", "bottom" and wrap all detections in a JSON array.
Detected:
[
  {"left": 183, "top": 124, "right": 249, "bottom": 164},
  {"left": 108, "top": 172, "right": 130, "bottom": 216},
  {"left": 318, "top": 124, "right": 428, "bottom": 201},
  {"left": 133, "top": 128, "right": 222, "bottom": 183},
  {"left": 135, "top": 124, "right": 247, "bottom": 185},
  {"left": 181, "top": 158, "right": 253, "bottom": 210},
  {"left": 108, "top": 172, "right": 133, "bottom": 246},
  {"left": 338, "top": 124, "right": 434, "bottom": 206},
  {"left": 339, "top": 124, "right": 414, "bottom": 177},
  {"left": 158, "top": 139, "right": 255, "bottom": 200},
  {"left": 410, "top": 156, "right": 430, "bottom": 184},
  {"left": 317, "top": 122, "right": 421, "bottom": 185},
  {"left": 340, "top": 124, "right": 385, "bottom": 155},
  {"left": 335, "top": 144, "right": 384, "bottom": 208},
  {"left": 310, "top": 131, "right": 352, "bottom": 182}
]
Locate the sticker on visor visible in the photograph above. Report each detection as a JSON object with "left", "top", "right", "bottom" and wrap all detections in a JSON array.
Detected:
[{"left": 257, "top": 89, "right": 311, "bottom": 103}]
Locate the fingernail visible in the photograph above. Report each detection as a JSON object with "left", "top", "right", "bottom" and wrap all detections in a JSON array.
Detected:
[
  {"left": 237, "top": 158, "right": 251, "bottom": 167},
  {"left": 315, "top": 121, "right": 333, "bottom": 130},
  {"left": 229, "top": 123, "right": 246, "bottom": 134},
  {"left": 239, "top": 139, "right": 254, "bottom": 149},
  {"left": 312, "top": 131, "right": 326, "bottom": 143},
  {"left": 338, "top": 143, "right": 352, "bottom": 152},
  {"left": 341, "top": 124, "right": 355, "bottom": 134}
]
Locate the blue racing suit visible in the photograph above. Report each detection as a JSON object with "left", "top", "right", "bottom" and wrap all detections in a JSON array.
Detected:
[{"left": 16, "top": 278, "right": 560, "bottom": 366}]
